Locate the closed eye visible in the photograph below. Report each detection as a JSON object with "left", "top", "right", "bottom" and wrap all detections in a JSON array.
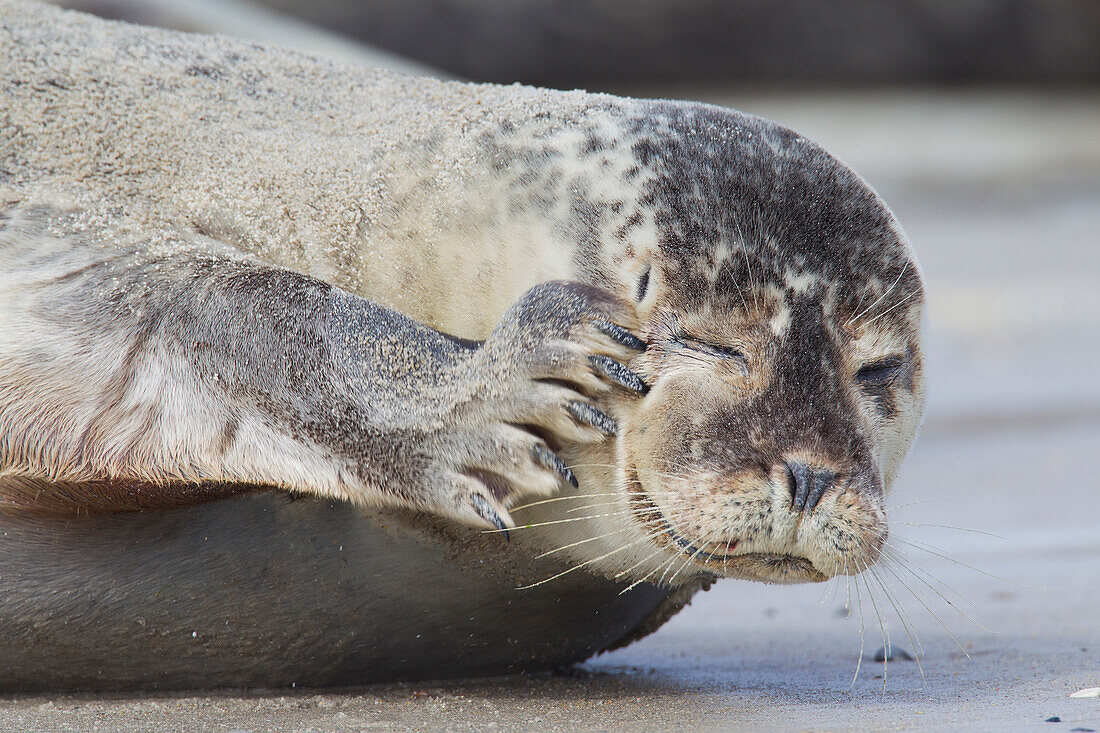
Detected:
[
  {"left": 676, "top": 335, "right": 745, "bottom": 361},
  {"left": 636, "top": 266, "right": 651, "bottom": 302},
  {"left": 855, "top": 357, "right": 904, "bottom": 385}
]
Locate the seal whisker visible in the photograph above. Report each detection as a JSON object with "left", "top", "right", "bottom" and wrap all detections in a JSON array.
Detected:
[
  {"left": 868, "top": 566, "right": 926, "bottom": 683},
  {"left": 617, "top": 577, "right": 650, "bottom": 596},
  {"left": 534, "top": 527, "right": 632, "bottom": 560},
  {"left": 893, "top": 522, "right": 1007, "bottom": 540},
  {"left": 578, "top": 504, "right": 669, "bottom": 523},
  {"left": 653, "top": 536, "right": 691, "bottom": 587},
  {"left": 509, "top": 491, "right": 647, "bottom": 512},
  {"left": 877, "top": 551, "right": 972, "bottom": 660},
  {"left": 515, "top": 537, "right": 650, "bottom": 590},
  {"left": 567, "top": 458, "right": 701, "bottom": 479},
  {"left": 732, "top": 215, "right": 761, "bottom": 313},
  {"left": 565, "top": 498, "right": 661, "bottom": 514},
  {"left": 843, "top": 556, "right": 852, "bottom": 611},
  {"left": 886, "top": 498, "right": 952, "bottom": 512},
  {"left": 648, "top": 455, "right": 704, "bottom": 472},
  {"left": 860, "top": 572, "right": 891, "bottom": 691},
  {"left": 871, "top": 564, "right": 925, "bottom": 659},
  {"left": 862, "top": 288, "right": 921, "bottom": 328},
  {"left": 882, "top": 545, "right": 987, "bottom": 623},
  {"left": 848, "top": 283, "right": 873, "bottom": 329},
  {"left": 880, "top": 544, "right": 995, "bottom": 633},
  {"left": 817, "top": 565, "right": 846, "bottom": 608},
  {"left": 659, "top": 523, "right": 725, "bottom": 586},
  {"left": 613, "top": 531, "right": 679, "bottom": 582},
  {"left": 849, "top": 260, "right": 909, "bottom": 326},
  {"left": 483, "top": 511, "right": 635, "bottom": 533},
  {"left": 893, "top": 537, "right": 1044, "bottom": 589},
  {"left": 616, "top": 524, "right": 699, "bottom": 594},
  {"left": 850, "top": 560, "right": 868, "bottom": 687},
  {"left": 616, "top": 526, "right": 677, "bottom": 592}
]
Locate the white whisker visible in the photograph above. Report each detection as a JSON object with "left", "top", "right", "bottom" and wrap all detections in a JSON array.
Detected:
[
  {"left": 877, "top": 553, "right": 971, "bottom": 660},
  {"left": 515, "top": 537, "right": 649, "bottom": 590},
  {"left": 851, "top": 565, "right": 867, "bottom": 686},
  {"left": 895, "top": 538, "right": 1046, "bottom": 589},
  {"left": 894, "top": 522, "right": 1007, "bottom": 540},
  {"left": 863, "top": 288, "right": 920, "bottom": 327},
  {"left": 849, "top": 259, "right": 909, "bottom": 325},
  {"left": 881, "top": 545, "right": 994, "bottom": 633},
  {"left": 870, "top": 566, "right": 926, "bottom": 683},
  {"left": 533, "top": 528, "right": 631, "bottom": 559}
]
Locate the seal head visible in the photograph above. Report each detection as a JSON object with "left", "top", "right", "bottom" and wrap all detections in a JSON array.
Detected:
[{"left": 532, "top": 102, "right": 926, "bottom": 586}]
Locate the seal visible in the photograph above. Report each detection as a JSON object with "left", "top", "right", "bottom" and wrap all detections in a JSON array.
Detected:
[{"left": 0, "top": 2, "right": 926, "bottom": 689}]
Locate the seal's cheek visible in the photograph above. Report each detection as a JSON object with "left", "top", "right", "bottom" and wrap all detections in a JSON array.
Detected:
[{"left": 619, "top": 368, "right": 751, "bottom": 478}]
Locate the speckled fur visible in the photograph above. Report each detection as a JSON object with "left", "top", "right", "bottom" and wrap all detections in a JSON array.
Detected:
[{"left": 0, "top": 2, "right": 926, "bottom": 587}]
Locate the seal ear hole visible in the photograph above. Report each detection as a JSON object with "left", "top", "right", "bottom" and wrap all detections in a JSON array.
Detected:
[{"left": 636, "top": 266, "right": 651, "bottom": 302}]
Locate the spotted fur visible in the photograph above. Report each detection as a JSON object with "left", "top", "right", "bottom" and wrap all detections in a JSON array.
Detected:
[{"left": 0, "top": 2, "right": 925, "bottom": 588}]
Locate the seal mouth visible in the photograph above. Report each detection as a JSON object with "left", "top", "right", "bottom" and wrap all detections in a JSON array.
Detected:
[
  {"left": 627, "top": 467, "right": 828, "bottom": 583},
  {"left": 654, "top": 507, "right": 824, "bottom": 582}
]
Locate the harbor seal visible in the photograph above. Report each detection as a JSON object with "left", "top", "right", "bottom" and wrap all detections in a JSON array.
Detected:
[{"left": 0, "top": 2, "right": 926, "bottom": 689}]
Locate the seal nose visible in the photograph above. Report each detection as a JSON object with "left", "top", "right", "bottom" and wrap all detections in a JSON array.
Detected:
[{"left": 784, "top": 459, "right": 838, "bottom": 513}]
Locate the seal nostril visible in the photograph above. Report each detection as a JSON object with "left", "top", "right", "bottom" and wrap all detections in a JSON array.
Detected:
[
  {"left": 785, "top": 459, "right": 812, "bottom": 512},
  {"left": 804, "top": 469, "right": 837, "bottom": 513},
  {"left": 784, "top": 459, "right": 837, "bottom": 514}
]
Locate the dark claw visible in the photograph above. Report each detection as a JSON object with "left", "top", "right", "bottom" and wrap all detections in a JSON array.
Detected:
[
  {"left": 532, "top": 444, "right": 579, "bottom": 488},
  {"left": 596, "top": 321, "right": 648, "bottom": 352},
  {"left": 589, "top": 354, "right": 649, "bottom": 394},
  {"left": 470, "top": 494, "right": 509, "bottom": 540},
  {"left": 567, "top": 401, "right": 619, "bottom": 435}
]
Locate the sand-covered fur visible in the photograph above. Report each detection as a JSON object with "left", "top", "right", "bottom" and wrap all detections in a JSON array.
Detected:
[
  {"left": 1, "top": 2, "right": 652, "bottom": 529},
  {"left": 0, "top": 1, "right": 925, "bottom": 590}
]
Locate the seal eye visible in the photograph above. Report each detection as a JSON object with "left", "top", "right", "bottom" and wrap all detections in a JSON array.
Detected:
[
  {"left": 855, "top": 357, "right": 903, "bottom": 386},
  {"left": 695, "top": 341, "right": 744, "bottom": 361},
  {"left": 636, "top": 266, "right": 651, "bottom": 302},
  {"left": 678, "top": 335, "right": 745, "bottom": 362}
]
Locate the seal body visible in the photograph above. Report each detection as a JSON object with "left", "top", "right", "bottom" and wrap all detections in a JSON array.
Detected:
[{"left": 0, "top": 1, "right": 926, "bottom": 689}]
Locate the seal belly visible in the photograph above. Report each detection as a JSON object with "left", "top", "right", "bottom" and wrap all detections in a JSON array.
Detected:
[{"left": 0, "top": 492, "right": 671, "bottom": 691}]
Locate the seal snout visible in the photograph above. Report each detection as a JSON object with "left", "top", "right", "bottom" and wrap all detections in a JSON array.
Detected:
[{"left": 783, "top": 457, "right": 840, "bottom": 514}]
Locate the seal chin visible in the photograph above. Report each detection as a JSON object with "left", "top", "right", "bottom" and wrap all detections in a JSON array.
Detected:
[{"left": 716, "top": 553, "right": 828, "bottom": 585}]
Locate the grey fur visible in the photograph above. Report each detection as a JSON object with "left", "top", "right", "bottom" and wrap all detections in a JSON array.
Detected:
[{"left": 0, "top": 1, "right": 926, "bottom": 689}]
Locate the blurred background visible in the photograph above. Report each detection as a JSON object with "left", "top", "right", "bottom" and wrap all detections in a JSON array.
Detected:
[{"left": 25, "top": 0, "right": 1099, "bottom": 729}]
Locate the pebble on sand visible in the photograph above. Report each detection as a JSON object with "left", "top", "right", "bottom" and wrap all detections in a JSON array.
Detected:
[{"left": 872, "top": 645, "right": 915, "bottom": 662}]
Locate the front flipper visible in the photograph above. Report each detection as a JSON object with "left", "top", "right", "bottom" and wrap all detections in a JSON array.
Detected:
[
  {"left": 0, "top": 200, "right": 645, "bottom": 527},
  {"left": 389, "top": 280, "right": 649, "bottom": 529}
]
